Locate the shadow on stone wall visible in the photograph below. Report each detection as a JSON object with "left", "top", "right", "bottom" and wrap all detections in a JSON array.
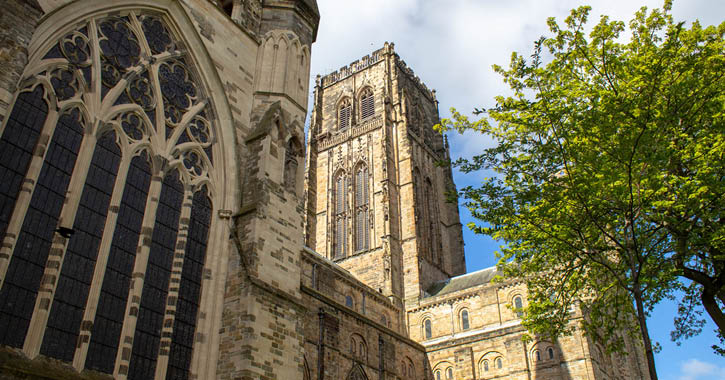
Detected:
[{"left": 530, "top": 340, "right": 574, "bottom": 380}]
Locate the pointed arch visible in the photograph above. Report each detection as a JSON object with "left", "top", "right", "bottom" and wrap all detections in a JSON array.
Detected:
[
  {"left": 303, "top": 356, "right": 311, "bottom": 380},
  {"left": 353, "top": 161, "right": 369, "bottom": 251},
  {"left": 337, "top": 97, "right": 352, "bottom": 130},
  {"left": 284, "top": 136, "right": 302, "bottom": 193},
  {"left": 273, "top": 36, "right": 289, "bottom": 93},
  {"left": 0, "top": 3, "right": 239, "bottom": 380},
  {"left": 425, "top": 177, "right": 441, "bottom": 264},
  {"left": 332, "top": 169, "right": 348, "bottom": 259},
  {"left": 412, "top": 167, "right": 428, "bottom": 259},
  {"left": 358, "top": 86, "right": 375, "bottom": 121},
  {"left": 346, "top": 363, "right": 369, "bottom": 380}
]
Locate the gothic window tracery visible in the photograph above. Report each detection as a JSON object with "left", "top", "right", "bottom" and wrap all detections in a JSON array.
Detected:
[
  {"left": 354, "top": 163, "right": 369, "bottom": 252},
  {"left": 359, "top": 88, "right": 374, "bottom": 120},
  {"left": 338, "top": 97, "right": 351, "bottom": 130},
  {"left": 0, "top": 11, "right": 219, "bottom": 379},
  {"left": 333, "top": 170, "right": 347, "bottom": 259}
]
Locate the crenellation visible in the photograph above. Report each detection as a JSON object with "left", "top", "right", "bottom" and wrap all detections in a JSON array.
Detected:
[{"left": 0, "top": 5, "right": 651, "bottom": 380}]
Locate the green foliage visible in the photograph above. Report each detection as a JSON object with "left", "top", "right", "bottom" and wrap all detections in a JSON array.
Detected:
[{"left": 439, "top": 0, "right": 725, "bottom": 373}]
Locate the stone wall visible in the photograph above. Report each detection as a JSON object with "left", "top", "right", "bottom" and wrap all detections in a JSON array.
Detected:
[
  {"left": 300, "top": 249, "right": 432, "bottom": 380},
  {"left": 0, "top": 0, "right": 42, "bottom": 125},
  {"left": 407, "top": 268, "right": 651, "bottom": 380}
]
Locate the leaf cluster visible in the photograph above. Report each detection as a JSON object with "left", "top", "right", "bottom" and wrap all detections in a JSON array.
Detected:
[{"left": 440, "top": 0, "right": 725, "bottom": 356}]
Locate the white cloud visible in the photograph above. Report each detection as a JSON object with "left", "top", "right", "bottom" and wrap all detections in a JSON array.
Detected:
[
  {"left": 679, "top": 358, "right": 725, "bottom": 380},
  {"left": 309, "top": 0, "right": 725, "bottom": 190}
]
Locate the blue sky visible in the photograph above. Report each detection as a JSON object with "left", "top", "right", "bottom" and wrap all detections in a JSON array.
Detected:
[{"left": 308, "top": 0, "right": 724, "bottom": 377}]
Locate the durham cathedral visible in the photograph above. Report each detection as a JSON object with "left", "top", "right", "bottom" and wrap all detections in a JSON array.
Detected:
[{"left": 0, "top": 1, "right": 650, "bottom": 379}]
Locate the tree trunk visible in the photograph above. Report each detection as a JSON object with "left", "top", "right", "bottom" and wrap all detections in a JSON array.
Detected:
[
  {"left": 633, "top": 287, "right": 658, "bottom": 380},
  {"left": 702, "top": 287, "right": 725, "bottom": 335}
]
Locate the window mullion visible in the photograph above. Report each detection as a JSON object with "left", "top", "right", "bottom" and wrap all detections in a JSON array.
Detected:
[
  {"left": 0, "top": 107, "right": 58, "bottom": 289},
  {"left": 71, "top": 152, "right": 133, "bottom": 371},
  {"left": 113, "top": 172, "right": 164, "bottom": 378},
  {"left": 153, "top": 185, "right": 193, "bottom": 380},
  {"left": 23, "top": 131, "right": 98, "bottom": 358}
]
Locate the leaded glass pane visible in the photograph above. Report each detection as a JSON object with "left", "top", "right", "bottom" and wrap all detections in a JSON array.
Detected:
[
  {"left": 167, "top": 189, "right": 211, "bottom": 380},
  {"left": 86, "top": 153, "right": 151, "bottom": 373},
  {"left": 41, "top": 131, "right": 121, "bottom": 361},
  {"left": 461, "top": 310, "right": 469, "bottom": 330},
  {"left": 0, "top": 109, "right": 83, "bottom": 348},
  {"left": 0, "top": 87, "right": 47, "bottom": 241},
  {"left": 128, "top": 170, "right": 183, "bottom": 379}
]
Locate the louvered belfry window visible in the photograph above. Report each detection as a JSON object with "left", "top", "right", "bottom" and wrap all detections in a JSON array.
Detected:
[
  {"left": 333, "top": 172, "right": 347, "bottom": 258},
  {"left": 0, "top": 12, "right": 218, "bottom": 380},
  {"left": 338, "top": 98, "right": 352, "bottom": 130},
  {"left": 354, "top": 164, "right": 369, "bottom": 251},
  {"left": 359, "top": 88, "right": 374, "bottom": 120}
]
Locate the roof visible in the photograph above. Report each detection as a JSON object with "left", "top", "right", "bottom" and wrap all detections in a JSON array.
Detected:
[{"left": 424, "top": 267, "right": 501, "bottom": 298}]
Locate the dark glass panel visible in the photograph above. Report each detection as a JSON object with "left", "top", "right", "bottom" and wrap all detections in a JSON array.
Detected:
[
  {"left": 127, "top": 170, "right": 183, "bottom": 380},
  {"left": 0, "top": 109, "right": 83, "bottom": 348},
  {"left": 0, "top": 87, "right": 48, "bottom": 240},
  {"left": 41, "top": 132, "right": 120, "bottom": 361},
  {"left": 141, "top": 16, "right": 174, "bottom": 55},
  {"left": 98, "top": 17, "right": 140, "bottom": 97},
  {"left": 86, "top": 152, "right": 151, "bottom": 374},
  {"left": 167, "top": 189, "right": 211, "bottom": 380}
]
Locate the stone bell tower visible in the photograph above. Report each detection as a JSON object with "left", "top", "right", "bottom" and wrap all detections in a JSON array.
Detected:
[{"left": 304, "top": 43, "right": 466, "bottom": 311}]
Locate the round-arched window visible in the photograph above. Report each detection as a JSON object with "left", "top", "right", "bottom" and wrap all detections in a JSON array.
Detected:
[
  {"left": 460, "top": 309, "right": 470, "bottom": 330},
  {"left": 514, "top": 295, "right": 524, "bottom": 317},
  {"left": 424, "top": 319, "right": 432, "bottom": 339}
]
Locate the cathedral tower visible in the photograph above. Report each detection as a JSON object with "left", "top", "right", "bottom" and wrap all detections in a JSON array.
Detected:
[{"left": 304, "top": 43, "right": 466, "bottom": 307}]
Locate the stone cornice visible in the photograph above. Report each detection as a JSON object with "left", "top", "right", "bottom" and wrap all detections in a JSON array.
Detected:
[{"left": 315, "top": 115, "right": 383, "bottom": 151}]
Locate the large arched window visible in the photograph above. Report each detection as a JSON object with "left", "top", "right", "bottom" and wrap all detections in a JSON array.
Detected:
[
  {"left": 333, "top": 171, "right": 347, "bottom": 259},
  {"left": 0, "top": 11, "right": 221, "bottom": 380},
  {"left": 359, "top": 88, "right": 374, "bottom": 120},
  {"left": 338, "top": 97, "right": 352, "bottom": 130},
  {"left": 425, "top": 178, "right": 441, "bottom": 264},
  {"left": 413, "top": 168, "right": 428, "bottom": 259},
  {"left": 354, "top": 163, "right": 369, "bottom": 251}
]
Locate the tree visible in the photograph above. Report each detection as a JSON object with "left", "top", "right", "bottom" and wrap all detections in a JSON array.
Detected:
[{"left": 439, "top": 2, "right": 725, "bottom": 380}]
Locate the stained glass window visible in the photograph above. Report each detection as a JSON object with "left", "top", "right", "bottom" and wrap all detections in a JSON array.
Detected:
[
  {"left": 0, "top": 11, "right": 218, "bottom": 380},
  {"left": 0, "top": 109, "right": 83, "bottom": 348}
]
